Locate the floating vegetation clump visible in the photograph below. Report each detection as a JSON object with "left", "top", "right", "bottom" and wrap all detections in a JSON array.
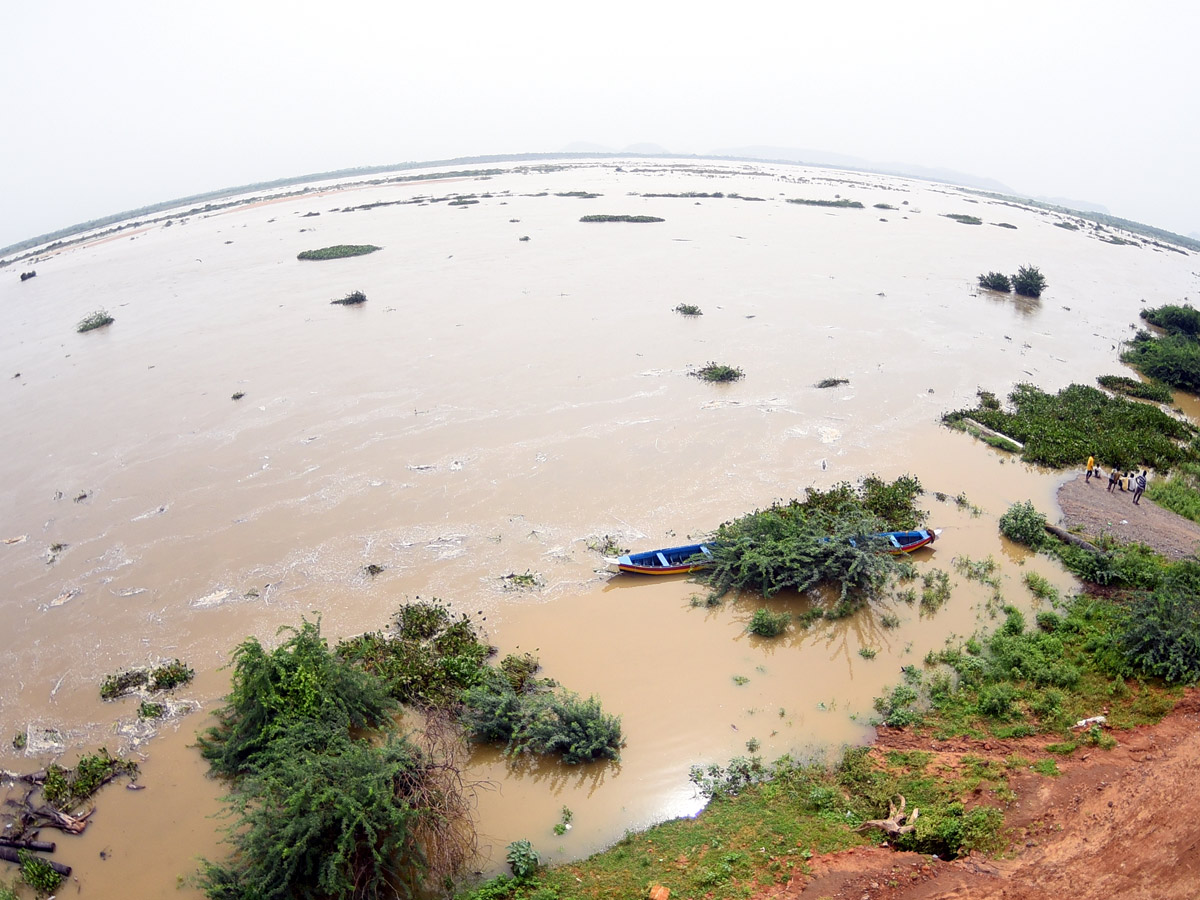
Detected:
[
  {"left": 331, "top": 290, "right": 367, "bottom": 305},
  {"left": 149, "top": 659, "right": 195, "bottom": 692},
  {"left": 674, "top": 303, "right": 702, "bottom": 316},
  {"left": 100, "top": 669, "right": 148, "bottom": 700},
  {"left": 816, "top": 377, "right": 849, "bottom": 388},
  {"left": 943, "top": 213, "right": 983, "bottom": 225},
  {"left": 693, "top": 362, "right": 744, "bottom": 383},
  {"left": 786, "top": 198, "right": 864, "bottom": 209},
  {"left": 579, "top": 214, "right": 664, "bottom": 223},
  {"left": 231, "top": 391, "right": 245, "bottom": 400},
  {"left": 873, "top": 203, "right": 898, "bottom": 210},
  {"left": 555, "top": 191, "right": 600, "bottom": 198},
  {"left": 501, "top": 570, "right": 541, "bottom": 590},
  {"left": 297, "top": 244, "right": 381, "bottom": 260},
  {"left": 77, "top": 310, "right": 114, "bottom": 332}
]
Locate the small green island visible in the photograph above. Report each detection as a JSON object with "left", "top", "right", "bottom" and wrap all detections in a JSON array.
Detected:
[{"left": 297, "top": 244, "right": 382, "bottom": 261}]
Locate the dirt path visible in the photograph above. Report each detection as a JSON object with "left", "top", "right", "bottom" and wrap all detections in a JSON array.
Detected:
[
  {"left": 1055, "top": 472, "right": 1200, "bottom": 559},
  {"left": 763, "top": 689, "right": 1200, "bottom": 900}
]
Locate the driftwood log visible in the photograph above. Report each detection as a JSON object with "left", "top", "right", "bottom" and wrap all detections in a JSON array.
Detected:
[
  {"left": 1044, "top": 524, "right": 1101, "bottom": 554},
  {"left": 856, "top": 794, "right": 919, "bottom": 838},
  {"left": 0, "top": 837, "right": 55, "bottom": 852},
  {"left": 0, "top": 845, "right": 71, "bottom": 876}
]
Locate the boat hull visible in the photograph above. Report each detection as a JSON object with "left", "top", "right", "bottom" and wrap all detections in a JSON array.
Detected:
[{"left": 608, "top": 543, "right": 714, "bottom": 575}]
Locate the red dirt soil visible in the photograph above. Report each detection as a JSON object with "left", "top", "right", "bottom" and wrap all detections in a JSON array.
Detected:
[{"left": 758, "top": 689, "right": 1200, "bottom": 900}]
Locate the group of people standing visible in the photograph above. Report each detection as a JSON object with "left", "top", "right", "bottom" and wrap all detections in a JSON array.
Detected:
[{"left": 1085, "top": 455, "right": 1148, "bottom": 504}]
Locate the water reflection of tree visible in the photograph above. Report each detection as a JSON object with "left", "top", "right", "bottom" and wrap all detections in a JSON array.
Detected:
[{"left": 467, "top": 743, "right": 618, "bottom": 796}]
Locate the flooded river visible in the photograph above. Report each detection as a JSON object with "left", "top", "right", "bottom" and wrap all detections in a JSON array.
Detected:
[{"left": 1, "top": 158, "right": 1194, "bottom": 895}]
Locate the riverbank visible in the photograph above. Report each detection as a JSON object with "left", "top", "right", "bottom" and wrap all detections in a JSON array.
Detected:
[{"left": 1056, "top": 472, "right": 1200, "bottom": 558}]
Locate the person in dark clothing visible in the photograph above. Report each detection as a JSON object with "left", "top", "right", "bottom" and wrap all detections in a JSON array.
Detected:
[{"left": 1133, "top": 470, "right": 1148, "bottom": 505}]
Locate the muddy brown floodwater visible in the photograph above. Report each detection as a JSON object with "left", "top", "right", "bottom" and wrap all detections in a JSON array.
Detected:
[{"left": 1, "top": 159, "right": 1195, "bottom": 896}]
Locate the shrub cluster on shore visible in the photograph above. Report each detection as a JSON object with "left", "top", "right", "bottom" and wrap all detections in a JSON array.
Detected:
[
  {"left": 196, "top": 603, "right": 623, "bottom": 899},
  {"left": 1121, "top": 303, "right": 1200, "bottom": 393}
]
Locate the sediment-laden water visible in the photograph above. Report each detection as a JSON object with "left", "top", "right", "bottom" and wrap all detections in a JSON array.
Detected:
[{"left": 1, "top": 158, "right": 1192, "bottom": 895}]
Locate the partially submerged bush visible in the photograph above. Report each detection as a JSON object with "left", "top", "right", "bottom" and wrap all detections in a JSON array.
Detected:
[
  {"left": 331, "top": 290, "right": 367, "bottom": 305},
  {"left": 1012, "top": 265, "right": 1047, "bottom": 298},
  {"left": 702, "top": 475, "right": 926, "bottom": 609},
  {"left": 747, "top": 608, "right": 791, "bottom": 637},
  {"left": 692, "top": 362, "right": 744, "bottom": 383},
  {"left": 77, "top": 310, "right": 114, "bottom": 332},
  {"left": 1121, "top": 329, "right": 1200, "bottom": 394},
  {"left": 674, "top": 303, "right": 702, "bottom": 316},
  {"left": 977, "top": 272, "right": 1011, "bottom": 292},
  {"left": 943, "top": 213, "right": 982, "bottom": 225},
  {"left": 816, "top": 377, "right": 849, "bottom": 388},
  {"left": 999, "top": 501, "right": 1047, "bottom": 548},
  {"left": 460, "top": 668, "right": 624, "bottom": 764},
  {"left": 1141, "top": 303, "right": 1200, "bottom": 338}
]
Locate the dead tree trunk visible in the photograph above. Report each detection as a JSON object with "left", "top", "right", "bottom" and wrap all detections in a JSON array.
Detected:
[
  {"left": 0, "top": 845, "right": 72, "bottom": 876},
  {"left": 856, "top": 794, "right": 919, "bottom": 839},
  {"left": 1044, "top": 524, "right": 1101, "bottom": 554},
  {"left": 0, "top": 837, "right": 55, "bottom": 852}
]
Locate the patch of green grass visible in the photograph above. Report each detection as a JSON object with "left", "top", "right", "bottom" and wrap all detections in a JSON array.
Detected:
[
  {"left": 297, "top": 244, "right": 381, "bottom": 260},
  {"left": 692, "top": 362, "right": 744, "bottom": 383},
  {"left": 1146, "top": 464, "right": 1200, "bottom": 524},
  {"left": 943, "top": 214, "right": 982, "bottom": 225},
  {"left": 77, "top": 309, "right": 114, "bottom": 332},
  {"left": 1031, "top": 758, "right": 1060, "bottom": 776},
  {"left": 1022, "top": 571, "right": 1058, "bottom": 602},
  {"left": 579, "top": 214, "right": 664, "bottom": 223}
]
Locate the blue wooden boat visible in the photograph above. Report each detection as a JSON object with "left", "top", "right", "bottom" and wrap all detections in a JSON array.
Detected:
[
  {"left": 609, "top": 529, "right": 938, "bottom": 576},
  {"left": 606, "top": 543, "right": 714, "bottom": 575},
  {"left": 854, "top": 529, "right": 940, "bottom": 553}
]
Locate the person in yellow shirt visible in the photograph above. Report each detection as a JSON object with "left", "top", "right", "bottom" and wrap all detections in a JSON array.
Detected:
[{"left": 1086, "top": 455, "right": 1096, "bottom": 484}]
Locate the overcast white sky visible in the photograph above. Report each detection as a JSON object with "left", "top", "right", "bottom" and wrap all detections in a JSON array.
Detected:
[{"left": 3, "top": 0, "right": 1197, "bottom": 249}]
